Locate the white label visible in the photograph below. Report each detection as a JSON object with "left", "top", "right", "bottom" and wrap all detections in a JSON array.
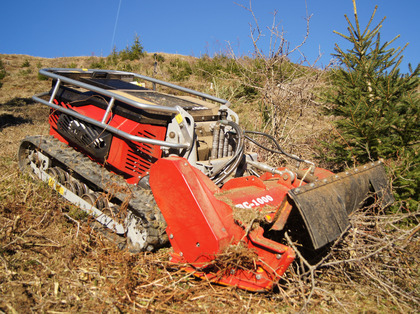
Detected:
[{"left": 235, "top": 194, "right": 274, "bottom": 209}]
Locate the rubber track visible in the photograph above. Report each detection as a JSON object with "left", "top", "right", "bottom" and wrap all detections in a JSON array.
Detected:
[{"left": 22, "top": 135, "right": 168, "bottom": 251}]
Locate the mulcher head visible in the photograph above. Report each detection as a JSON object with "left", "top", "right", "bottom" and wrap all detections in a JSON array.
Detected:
[
  {"left": 149, "top": 157, "right": 295, "bottom": 291},
  {"left": 150, "top": 158, "right": 393, "bottom": 291}
]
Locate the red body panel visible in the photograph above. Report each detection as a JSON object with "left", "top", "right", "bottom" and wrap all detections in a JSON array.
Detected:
[
  {"left": 149, "top": 157, "right": 295, "bottom": 291},
  {"left": 216, "top": 174, "right": 295, "bottom": 222},
  {"left": 49, "top": 99, "right": 166, "bottom": 184}
]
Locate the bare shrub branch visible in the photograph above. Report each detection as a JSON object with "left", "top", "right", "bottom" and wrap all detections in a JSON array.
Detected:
[
  {"left": 279, "top": 200, "right": 420, "bottom": 311},
  {"left": 229, "top": 1, "right": 330, "bottom": 166}
]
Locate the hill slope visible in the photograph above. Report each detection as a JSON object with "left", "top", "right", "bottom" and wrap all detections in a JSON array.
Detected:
[{"left": 0, "top": 54, "right": 418, "bottom": 313}]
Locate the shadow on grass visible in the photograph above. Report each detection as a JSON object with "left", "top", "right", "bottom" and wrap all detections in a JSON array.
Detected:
[
  {"left": 0, "top": 113, "right": 32, "bottom": 131},
  {"left": 0, "top": 97, "right": 35, "bottom": 108},
  {"left": 0, "top": 97, "right": 39, "bottom": 130}
]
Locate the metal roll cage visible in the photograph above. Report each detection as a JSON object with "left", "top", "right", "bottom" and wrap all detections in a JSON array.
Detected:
[{"left": 33, "top": 68, "right": 230, "bottom": 150}]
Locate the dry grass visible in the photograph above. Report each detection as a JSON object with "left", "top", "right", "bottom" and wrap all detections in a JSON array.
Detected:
[
  {"left": 279, "top": 203, "right": 420, "bottom": 312},
  {"left": 0, "top": 54, "right": 419, "bottom": 313}
]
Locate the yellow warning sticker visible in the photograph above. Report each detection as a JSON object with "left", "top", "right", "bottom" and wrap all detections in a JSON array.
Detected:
[
  {"left": 48, "top": 177, "right": 64, "bottom": 195},
  {"left": 133, "top": 81, "right": 146, "bottom": 87},
  {"left": 175, "top": 114, "right": 183, "bottom": 124}
]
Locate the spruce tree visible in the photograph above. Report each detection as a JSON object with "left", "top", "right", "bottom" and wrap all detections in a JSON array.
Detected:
[{"left": 323, "top": 1, "right": 419, "bottom": 210}]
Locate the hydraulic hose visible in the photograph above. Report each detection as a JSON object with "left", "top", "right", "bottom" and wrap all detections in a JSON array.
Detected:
[
  {"left": 244, "top": 130, "right": 314, "bottom": 167},
  {"left": 211, "top": 120, "right": 244, "bottom": 184}
]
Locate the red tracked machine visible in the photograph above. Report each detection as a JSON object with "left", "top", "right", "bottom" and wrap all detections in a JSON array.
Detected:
[{"left": 18, "top": 68, "right": 394, "bottom": 291}]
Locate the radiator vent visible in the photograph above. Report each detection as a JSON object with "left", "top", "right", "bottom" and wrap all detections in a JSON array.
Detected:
[{"left": 124, "top": 130, "right": 159, "bottom": 176}]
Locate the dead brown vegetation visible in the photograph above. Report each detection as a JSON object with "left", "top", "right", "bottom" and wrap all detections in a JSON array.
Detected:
[{"left": 0, "top": 54, "right": 419, "bottom": 313}]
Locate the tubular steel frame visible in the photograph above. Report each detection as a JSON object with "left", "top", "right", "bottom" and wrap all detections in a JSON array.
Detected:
[{"left": 33, "top": 68, "right": 229, "bottom": 150}]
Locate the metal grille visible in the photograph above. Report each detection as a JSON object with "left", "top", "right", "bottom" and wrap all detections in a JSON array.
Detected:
[{"left": 124, "top": 130, "right": 158, "bottom": 176}]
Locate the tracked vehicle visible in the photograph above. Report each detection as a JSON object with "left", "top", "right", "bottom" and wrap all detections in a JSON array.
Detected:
[{"left": 18, "top": 68, "right": 394, "bottom": 291}]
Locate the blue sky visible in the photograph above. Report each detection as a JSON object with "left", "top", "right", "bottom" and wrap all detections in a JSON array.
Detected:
[{"left": 1, "top": 1, "right": 418, "bottom": 71}]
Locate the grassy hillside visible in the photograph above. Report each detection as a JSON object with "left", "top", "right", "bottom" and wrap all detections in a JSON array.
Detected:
[{"left": 0, "top": 53, "right": 418, "bottom": 313}]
